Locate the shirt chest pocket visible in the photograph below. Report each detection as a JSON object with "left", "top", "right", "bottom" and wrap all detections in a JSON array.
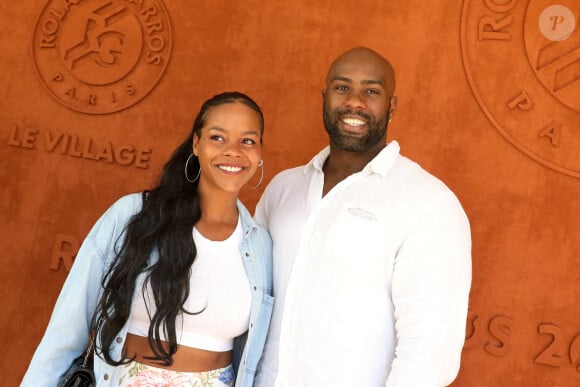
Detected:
[{"left": 318, "top": 206, "right": 386, "bottom": 269}]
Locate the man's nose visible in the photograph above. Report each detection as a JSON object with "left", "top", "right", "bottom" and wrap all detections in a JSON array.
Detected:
[{"left": 344, "top": 91, "right": 367, "bottom": 110}]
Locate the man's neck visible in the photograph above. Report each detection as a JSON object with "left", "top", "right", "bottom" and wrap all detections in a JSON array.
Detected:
[{"left": 321, "top": 142, "right": 386, "bottom": 196}]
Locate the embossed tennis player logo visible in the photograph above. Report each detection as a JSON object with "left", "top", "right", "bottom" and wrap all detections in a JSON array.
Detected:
[
  {"left": 33, "top": 0, "right": 172, "bottom": 115},
  {"left": 461, "top": 0, "right": 580, "bottom": 178}
]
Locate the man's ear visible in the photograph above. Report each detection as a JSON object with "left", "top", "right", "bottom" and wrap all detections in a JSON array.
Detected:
[
  {"left": 321, "top": 89, "right": 326, "bottom": 99},
  {"left": 388, "top": 96, "right": 398, "bottom": 123}
]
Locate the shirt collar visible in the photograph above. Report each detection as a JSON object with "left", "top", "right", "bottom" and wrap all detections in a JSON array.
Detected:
[
  {"left": 304, "top": 146, "right": 331, "bottom": 174},
  {"left": 236, "top": 199, "right": 259, "bottom": 239},
  {"left": 304, "top": 140, "right": 401, "bottom": 178}
]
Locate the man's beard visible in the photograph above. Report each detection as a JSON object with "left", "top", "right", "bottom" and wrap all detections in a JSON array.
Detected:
[{"left": 323, "top": 101, "right": 388, "bottom": 152}]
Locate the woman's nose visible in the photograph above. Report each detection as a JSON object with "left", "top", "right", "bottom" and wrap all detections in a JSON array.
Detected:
[{"left": 223, "top": 141, "right": 243, "bottom": 157}]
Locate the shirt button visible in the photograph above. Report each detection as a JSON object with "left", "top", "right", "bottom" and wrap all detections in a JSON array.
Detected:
[
  {"left": 245, "top": 252, "right": 250, "bottom": 257},
  {"left": 116, "top": 337, "right": 123, "bottom": 343},
  {"left": 104, "top": 374, "right": 109, "bottom": 380}
]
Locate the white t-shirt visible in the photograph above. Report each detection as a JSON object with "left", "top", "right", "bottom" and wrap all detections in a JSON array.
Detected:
[{"left": 128, "top": 217, "right": 251, "bottom": 351}]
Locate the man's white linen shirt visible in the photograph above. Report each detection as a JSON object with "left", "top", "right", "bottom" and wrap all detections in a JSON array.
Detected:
[{"left": 254, "top": 141, "right": 472, "bottom": 387}]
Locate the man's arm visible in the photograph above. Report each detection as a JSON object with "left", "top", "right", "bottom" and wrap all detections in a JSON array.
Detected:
[{"left": 388, "top": 191, "right": 472, "bottom": 387}]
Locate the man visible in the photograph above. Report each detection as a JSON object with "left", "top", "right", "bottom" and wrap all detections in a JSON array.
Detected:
[{"left": 254, "top": 47, "right": 472, "bottom": 387}]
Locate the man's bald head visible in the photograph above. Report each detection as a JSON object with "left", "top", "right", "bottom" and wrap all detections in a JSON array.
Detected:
[{"left": 325, "top": 47, "right": 396, "bottom": 97}]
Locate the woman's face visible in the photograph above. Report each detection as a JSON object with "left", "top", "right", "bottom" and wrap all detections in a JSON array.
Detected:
[{"left": 193, "top": 101, "right": 262, "bottom": 194}]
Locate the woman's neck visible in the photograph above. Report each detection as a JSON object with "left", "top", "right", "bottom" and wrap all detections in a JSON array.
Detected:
[{"left": 196, "top": 185, "right": 239, "bottom": 241}]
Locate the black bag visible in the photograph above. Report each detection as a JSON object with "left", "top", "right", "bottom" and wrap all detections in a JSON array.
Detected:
[{"left": 58, "top": 339, "right": 95, "bottom": 387}]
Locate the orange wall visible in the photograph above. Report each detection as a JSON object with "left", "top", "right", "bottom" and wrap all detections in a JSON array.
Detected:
[{"left": 1, "top": 1, "right": 578, "bottom": 385}]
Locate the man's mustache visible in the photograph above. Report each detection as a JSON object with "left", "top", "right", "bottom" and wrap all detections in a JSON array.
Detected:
[{"left": 335, "top": 109, "right": 372, "bottom": 121}]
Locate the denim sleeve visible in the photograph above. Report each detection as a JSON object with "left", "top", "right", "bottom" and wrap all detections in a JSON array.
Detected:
[{"left": 21, "top": 194, "right": 140, "bottom": 387}]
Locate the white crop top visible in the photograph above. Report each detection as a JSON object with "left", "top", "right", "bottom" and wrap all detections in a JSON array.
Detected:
[{"left": 127, "top": 218, "right": 251, "bottom": 351}]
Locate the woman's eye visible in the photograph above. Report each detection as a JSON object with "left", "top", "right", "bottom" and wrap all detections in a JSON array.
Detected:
[
  {"left": 210, "top": 135, "right": 224, "bottom": 142},
  {"left": 241, "top": 138, "right": 256, "bottom": 145}
]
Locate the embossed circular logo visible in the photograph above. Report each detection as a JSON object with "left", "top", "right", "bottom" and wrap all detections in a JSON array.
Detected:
[
  {"left": 461, "top": 0, "right": 580, "bottom": 178},
  {"left": 33, "top": 0, "right": 172, "bottom": 115}
]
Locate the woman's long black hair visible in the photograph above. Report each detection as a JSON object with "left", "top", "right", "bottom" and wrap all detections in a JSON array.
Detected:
[{"left": 92, "top": 91, "right": 264, "bottom": 366}]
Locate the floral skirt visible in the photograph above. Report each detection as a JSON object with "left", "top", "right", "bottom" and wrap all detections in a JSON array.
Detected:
[{"left": 117, "top": 361, "right": 234, "bottom": 387}]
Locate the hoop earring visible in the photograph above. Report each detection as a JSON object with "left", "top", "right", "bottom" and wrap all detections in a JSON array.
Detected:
[
  {"left": 250, "top": 160, "right": 264, "bottom": 189},
  {"left": 185, "top": 154, "right": 201, "bottom": 183}
]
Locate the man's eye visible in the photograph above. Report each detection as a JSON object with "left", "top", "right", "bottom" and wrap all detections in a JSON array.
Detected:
[
  {"left": 366, "top": 89, "right": 379, "bottom": 95},
  {"left": 242, "top": 138, "right": 256, "bottom": 145},
  {"left": 335, "top": 85, "right": 349, "bottom": 92}
]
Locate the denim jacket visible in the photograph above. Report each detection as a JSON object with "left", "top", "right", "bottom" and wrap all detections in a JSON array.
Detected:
[{"left": 21, "top": 193, "right": 274, "bottom": 387}]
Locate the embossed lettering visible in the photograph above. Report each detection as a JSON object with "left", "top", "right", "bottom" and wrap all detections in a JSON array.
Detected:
[
  {"left": 134, "top": 148, "right": 152, "bottom": 169},
  {"left": 478, "top": 15, "right": 512, "bottom": 40},
  {"left": 10, "top": 124, "right": 152, "bottom": 168},
  {"left": 484, "top": 315, "right": 511, "bottom": 356},
  {"left": 88, "top": 94, "right": 97, "bottom": 105},
  {"left": 40, "top": 16, "right": 59, "bottom": 48},
  {"left": 148, "top": 35, "right": 164, "bottom": 52},
  {"left": 463, "top": 311, "right": 479, "bottom": 350},
  {"left": 507, "top": 91, "right": 533, "bottom": 110},
  {"left": 539, "top": 122, "right": 561, "bottom": 147},
  {"left": 146, "top": 20, "right": 163, "bottom": 34},
  {"left": 484, "top": 0, "right": 517, "bottom": 13},
  {"left": 40, "top": 34, "right": 57, "bottom": 49},
  {"left": 52, "top": 72, "right": 64, "bottom": 82},
  {"left": 42, "top": 16, "right": 59, "bottom": 34},
  {"left": 97, "top": 142, "right": 115, "bottom": 163},
  {"left": 7, "top": 126, "right": 38, "bottom": 149},
  {"left": 7, "top": 125, "right": 22, "bottom": 147},
  {"left": 141, "top": 4, "right": 158, "bottom": 21},
  {"left": 68, "top": 135, "right": 83, "bottom": 157},
  {"left": 145, "top": 53, "right": 162, "bottom": 65},
  {"left": 81, "top": 138, "right": 99, "bottom": 160},
  {"left": 116, "top": 145, "right": 136, "bottom": 166},
  {"left": 44, "top": 131, "right": 66, "bottom": 152},
  {"left": 49, "top": 234, "right": 80, "bottom": 272},
  {"left": 535, "top": 323, "right": 565, "bottom": 367}
]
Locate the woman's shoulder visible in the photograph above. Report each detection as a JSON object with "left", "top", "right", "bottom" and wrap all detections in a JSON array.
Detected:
[
  {"left": 105, "top": 192, "right": 144, "bottom": 216},
  {"left": 88, "top": 192, "right": 144, "bottom": 237}
]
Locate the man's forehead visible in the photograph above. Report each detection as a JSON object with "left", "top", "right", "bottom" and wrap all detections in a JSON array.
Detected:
[
  {"left": 325, "top": 50, "right": 395, "bottom": 92},
  {"left": 326, "top": 63, "right": 388, "bottom": 86}
]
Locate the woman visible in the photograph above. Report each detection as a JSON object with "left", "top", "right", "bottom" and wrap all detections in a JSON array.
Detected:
[{"left": 22, "top": 91, "right": 273, "bottom": 387}]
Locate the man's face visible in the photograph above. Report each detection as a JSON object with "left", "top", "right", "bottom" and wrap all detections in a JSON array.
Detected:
[
  {"left": 323, "top": 98, "right": 389, "bottom": 152},
  {"left": 322, "top": 53, "right": 394, "bottom": 152}
]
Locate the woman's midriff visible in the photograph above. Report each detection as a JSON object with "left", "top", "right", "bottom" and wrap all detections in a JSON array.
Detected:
[{"left": 123, "top": 333, "right": 232, "bottom": 372}]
